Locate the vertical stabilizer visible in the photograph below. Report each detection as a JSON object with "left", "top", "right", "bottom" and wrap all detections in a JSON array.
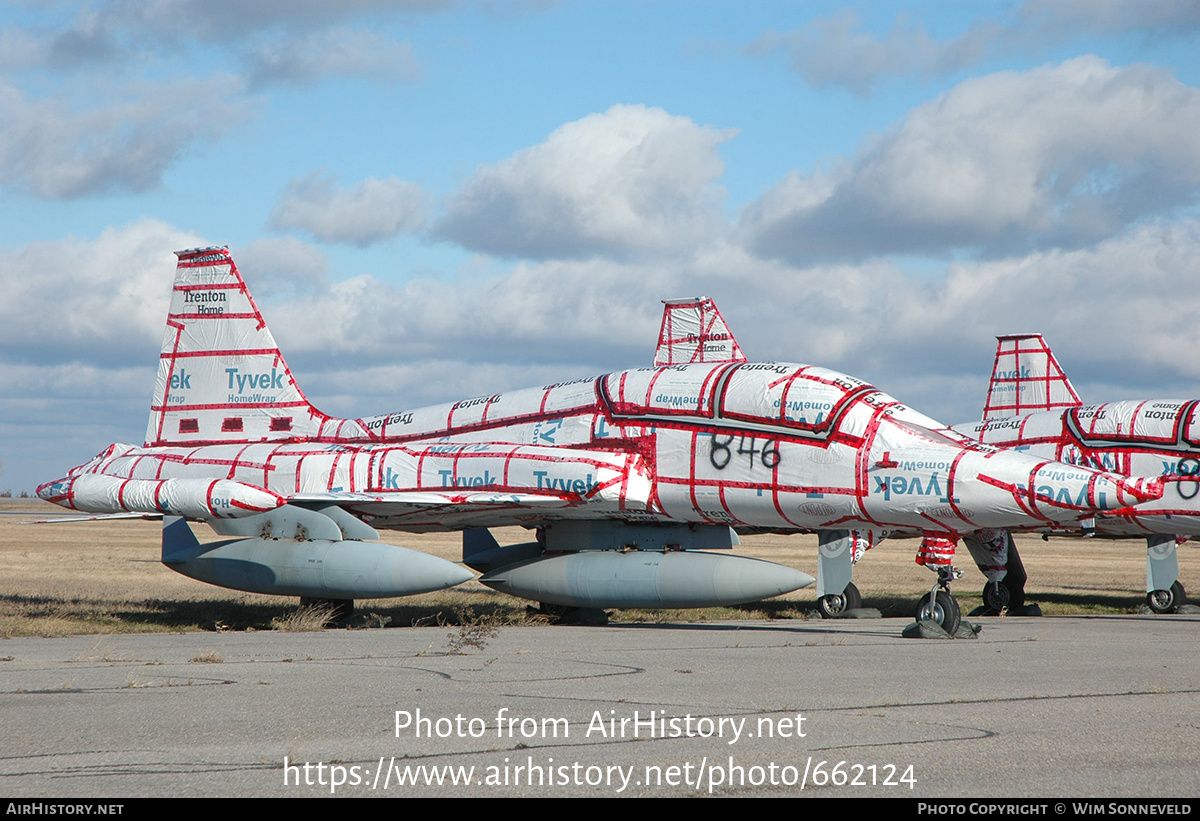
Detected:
[
  {"left": 145, "top": 247, "right": 363, "bottom": 447},
  {"left": 653, "top": 297, "right": 747, "bottom": 367},
  {"left": 982, "top": 333, "right": 1083, "bottom": 420}
]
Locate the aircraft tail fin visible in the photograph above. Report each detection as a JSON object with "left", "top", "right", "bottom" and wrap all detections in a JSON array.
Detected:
[
  {"left": 654, "top": 297, "right": 748, "bottom": 367},
  {"left": 145, "top": 247, "right": 364, "bottom": 447},
  {"left": 982, "top": 333, "right": 1083, "bottom": 420}
]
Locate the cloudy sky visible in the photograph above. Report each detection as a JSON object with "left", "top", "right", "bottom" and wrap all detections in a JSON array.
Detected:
[{"left": 2, "top": 0, "right": 1199, "bottom": 493}]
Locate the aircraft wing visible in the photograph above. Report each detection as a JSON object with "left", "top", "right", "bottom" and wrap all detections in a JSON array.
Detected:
[
  {"left": 40, "top": 443, "right": 656, "bottom": 531},
  {"left": 278, "top": 440, "right": 655, "bottom": 530},
  {"left": 22, "top": 512, "right": 163, "bottom": 524}
]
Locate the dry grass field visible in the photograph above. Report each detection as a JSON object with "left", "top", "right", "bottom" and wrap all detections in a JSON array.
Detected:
[{"left": 2, "top": 498, "right": 1196, "bottom": 637}]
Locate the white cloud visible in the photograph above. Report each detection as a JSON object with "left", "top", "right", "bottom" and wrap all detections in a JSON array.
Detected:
[
  {"left": 434, "top": 104, "right": 737, "bottom": 260},
  {"left": 270, "top": 216, "right": 1200, "bottom": 428},
  {"left": 0, "top": 9, "right": 119, "bottom": 70},
  {"left": 242, "top": 28, "right": 421, "bottom": 89},
  {"left": 102, "top": 0, "right": 457, "bottom": 42},
  {"left": 737, "top": 219, "right": 1200, "bottom": 424},
  {"left": 1016, "top": 0, "right": 1200, "bottom": 38},
  {"left": 747, "top": 11, "right": 993, "bottom": 96},
  {"left": 0, "top": 76, "right": 247, "bottom": 198},
  {"left": 887, "top": 220, "right": 1200, "bottom": 387},
  {"left": 741, "top": 58, "right": 1200, "bottom": 263},
  {"left": 0, "top": 359, "right": 159, "bottom": 493},
  {"left": 270, "top": 173, "right": 426, "bottom": 246},
  {"left": 267, "top": 254, "right": 673, "bottom": 371},
  {"left": 6, "top": 215, "right": 1200, "bottom": 491},
  {"left": 748, "top": 0, "right": 1200, "bottom": 95},
  {"left": 0, "top": 219, "right": 204, "bottom": 366},
  {"left": 235, "top": 237, "right": 329, "bottom": 296}
]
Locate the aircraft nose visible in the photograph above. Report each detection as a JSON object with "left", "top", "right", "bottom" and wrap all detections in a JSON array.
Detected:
[
  {"left": 961, "top": 448, "right": 1164, "bottom": 526},
  {"left": 1026, "top": 464, "right": 1162, "bottom": 512},
  {"left": 36, "top": 477, "right": 69, "bottom": 504}
]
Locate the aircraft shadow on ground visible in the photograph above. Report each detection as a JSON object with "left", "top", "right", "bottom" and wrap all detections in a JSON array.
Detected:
[
  {"left": 1, "top": 590, "right": 571, "bottom": 633},
  {"left": 0, "top": 587, "right": 1153, "bottom": 636}
]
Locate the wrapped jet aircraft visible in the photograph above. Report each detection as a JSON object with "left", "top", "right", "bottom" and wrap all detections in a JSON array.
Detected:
[
  {"left": 37, "top": 248, "right": 1163, "bottom": 629},
  {"left": 949, "top": 334, "right": 1196, "bottom": 614}
]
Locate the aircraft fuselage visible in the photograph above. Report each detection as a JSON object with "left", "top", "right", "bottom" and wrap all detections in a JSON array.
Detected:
[{"left": 55, "top": 361, "right": 1151, "bottom": 537}]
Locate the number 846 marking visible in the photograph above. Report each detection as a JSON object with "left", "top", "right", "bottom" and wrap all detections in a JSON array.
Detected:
[{"left": 709, "top": 434, "right": 781, "bottom": 470}]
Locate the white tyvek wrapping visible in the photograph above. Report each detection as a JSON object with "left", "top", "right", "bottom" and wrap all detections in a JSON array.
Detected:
[
  {"left": 145, "top": 248, "right": 369, "bottom": 448},
  {"left": 653, "top": 297, "right": 746, "bottom": 367},
  {"left": 866, "top": 417, "right": 1157, "bottom": 528},
  {"left": 965, "top": 412, "right": 1045, "bottom": 447},
  {"left": 1074, "top": 400, "right": 1190, "bottom": 444},
  {"left": 1184, "top": 405, "right": 1200, "bottom": 447},
  {"left": 963, "top": 529, "right": 1009, "bottom": 582},
  {"left": 953, "top": 402, "right": 1200, "bottom": 537},
  {"left": 651, "top": 427, "right": 728, "bottom": 522},
  {"left": 721, "top": 364, "right": 818, "bottom": 425},
  {"left": 358, "top": 379, "right": 603, "bottom": 440},
  {"left": 983, "top": 334, "right": 1082, "bottom": 420},
  {"left": 42, "top": 474, "right": 284, "bottom": 518},
  {"left": 399, "top": 443, "right": 645, "bottom": 502},
  {"left": 719, "top": 367, "right": 938, "bottom": 444},
  {"left": 52, "top": 241, "right": 1167, "bottom": 542},
  {"left": 54, "top": 441, "right": 652, "bottom": 521},
  {"left": 360, "top": 415, "right": 604, "bottom": 451},
  {"left": 604, "top": 363, "right": 726, "bottom": 417},
  {"left": 651, "top": 427, "right": 863, "bottom": 529}
]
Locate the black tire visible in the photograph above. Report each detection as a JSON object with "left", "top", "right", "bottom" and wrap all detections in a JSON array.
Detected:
[
  {"left": 817, "top": 593, "right": 845, "bottom": 618},
  {"left": 915, "top": 591, "right": 962, "bottom": 634},
  {"left": 817, "top": 583, "right": 862, "bottom": 618},
  {"left": 981, "top": 581, "right": 1010, "bottom": 615},
  {"left": 843, "top": 582, "right": 862, "bottom": 611},
  {"left": 1146, "top": 580, "right": 1187, "bottom": 614}
]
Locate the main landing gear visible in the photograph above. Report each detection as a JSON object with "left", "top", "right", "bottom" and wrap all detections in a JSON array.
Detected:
[
  {"left": 814, "top": 529, "right": 877, "bottom": 619},
  {"left": 977, "top": 539, "right": 1028, "bottom": 615},
  {"left": 1146, "top": 535, "right": 1189, "bottom": 614},
  {"left": 1146, "top": 580, "right": 1187, "bottom": 614},
  {"left": 817, "top": 582, "right": 862, "bottom": 619},
  {"left": 981, "top": 580, "right": 1009, "bottom": 614}
]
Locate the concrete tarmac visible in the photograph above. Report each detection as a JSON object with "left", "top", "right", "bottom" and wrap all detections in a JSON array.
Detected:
[{"left": 2, "top": 614, "right": 1198, "bottom": 798}]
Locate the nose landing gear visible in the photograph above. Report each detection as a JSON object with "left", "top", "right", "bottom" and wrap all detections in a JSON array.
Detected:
[{"left": 914, "top": 566, "right": 963, "bottom": 635}]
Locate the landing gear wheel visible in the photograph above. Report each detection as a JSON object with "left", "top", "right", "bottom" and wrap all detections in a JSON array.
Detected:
[
  {"left": 1146, "top": 580, "right": 1187, "bottom": 614},
  {"left": 981, "top": 581, "right": 1010, "bottom": 615},
  {"left": 817, "top": 582, "right": 862, "bottom": 618},
  {"left": 915, "top": 591, "right": 961, "bottom": 634}
]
